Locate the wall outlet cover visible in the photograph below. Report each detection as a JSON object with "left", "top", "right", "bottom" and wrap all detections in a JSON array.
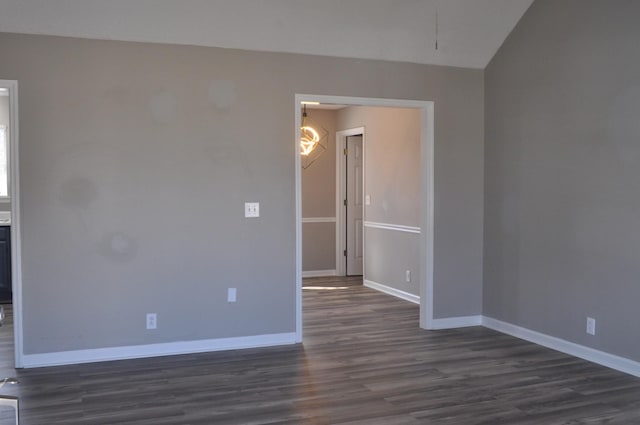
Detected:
[
  {"left": 228, "top": 287, "right": 237, "bottom": 302},
  {"left": 244, "top": 202, "right": 260, "bottom": 218},
  {"left": 146, "top": 313, "right": 157, "bottom": 330}
]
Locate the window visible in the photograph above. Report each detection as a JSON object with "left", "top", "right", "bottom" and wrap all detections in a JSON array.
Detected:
[{"left": 0, "top": 126, "right": 7, "bottom": 198}]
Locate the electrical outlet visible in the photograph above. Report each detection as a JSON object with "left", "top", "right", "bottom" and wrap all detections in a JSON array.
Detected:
[
  {"left": 586, "top": 317, "right": 596, "bottom": 335},
  {"left": 228, "top": 288, "right": 237, "bottom": 303},
  {"left": 244, "top": 202, "right": 260, "bottom": 218},
  {"left": 405, "top": 270, "right": 411, "bottom": 282},
  {"left": 146, "top": 313, "right": 157, "bottom": 330}
]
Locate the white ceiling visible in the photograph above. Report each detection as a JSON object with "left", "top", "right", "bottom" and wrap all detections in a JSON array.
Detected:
[{"left": 0, "top": 0, "right": 534, "bottom": 69}]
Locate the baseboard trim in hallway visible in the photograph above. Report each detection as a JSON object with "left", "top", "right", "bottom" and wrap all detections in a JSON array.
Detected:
[
  {"left": 430, "top": 315, "right": 483, "bottom": 329},
  {"left": 360, "top": 279, "right": 640, "bottom": 378},
  {"left": 364, "top": 279, "right": 420, "bottom": 304},
  {"left": 20, "top": 296, "right": 640, "bottom": 380},
  {"left": 22, "top": 332, "right": 297, "bottom": 368},
  {"left": 483, "top": 316, "right": 640, "bottom": 378},
  {"left": 5, "top": 277, "right": 640, "bottom": 423}
]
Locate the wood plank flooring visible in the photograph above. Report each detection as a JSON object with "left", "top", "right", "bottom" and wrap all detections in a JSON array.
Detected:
[{"left": 1, "top": 277, "right": 640, "bottom": 424}]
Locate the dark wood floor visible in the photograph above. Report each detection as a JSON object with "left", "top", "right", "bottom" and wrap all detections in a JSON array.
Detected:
[{"left": 1, "top": 277, "right": 640, "bottom": 424}]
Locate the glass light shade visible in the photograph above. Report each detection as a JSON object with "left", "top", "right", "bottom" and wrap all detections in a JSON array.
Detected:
[{"left": 300, "top": 114, "right": 328, "bottom": 169}]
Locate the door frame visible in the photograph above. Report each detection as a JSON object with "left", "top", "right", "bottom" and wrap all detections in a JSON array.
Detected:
[
  {"left": 294, "top": 94, "right": 435, "bottom": 342},
  {"left": 336, "top": 128, "right": 365, "bottom": 277},
  {"left": 0, "top": 80, "right": 23, "bottom": 368}
]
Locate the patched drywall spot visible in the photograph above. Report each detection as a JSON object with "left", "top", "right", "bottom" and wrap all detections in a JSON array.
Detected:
[
  {"left": 208, "top": 80, "right": 237, "bottom": 110},
  {"left": 59, "top": 177, "right": 98, "bottom": 208},
  {"left": 98, "top": 232, "right": 138, "bottom": 262},
  {"left": 149, "top": 90, "right": 177, "bottom": 123}
]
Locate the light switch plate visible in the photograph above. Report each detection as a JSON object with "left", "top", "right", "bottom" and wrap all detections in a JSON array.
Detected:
[
  {"left": 245, "top": 202, "right": 260, "bottom": 218},
  {"left": 228, "top": 288, "right": 237, "bottom": 302}
]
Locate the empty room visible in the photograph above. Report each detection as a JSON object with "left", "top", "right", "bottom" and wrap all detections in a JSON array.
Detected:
[{"left": 1, "top": 0, "right": 640, "bottom": 423}]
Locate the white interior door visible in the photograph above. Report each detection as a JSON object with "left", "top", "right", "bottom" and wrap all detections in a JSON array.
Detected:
[{"left": 346, "top": 135, "right": 363, "bottom": 275}]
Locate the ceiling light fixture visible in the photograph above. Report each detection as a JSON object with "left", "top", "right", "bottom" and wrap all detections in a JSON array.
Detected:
[
  {"left": 300, "top": 104, "right": 328, "bottom": 169},
  {"left": 300, "top": 124, "right": 320, "bottom": 156}
]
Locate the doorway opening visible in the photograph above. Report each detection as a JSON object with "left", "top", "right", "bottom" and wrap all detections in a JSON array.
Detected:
[
  {"left": 336, "top": 130, "right": 364, "bottom": 277},
  {"left": 295, "top": 94, "right": 434, "bottom": 342},
  {"left": 0, "top": 80, "right": 22, "bottom": 369}
]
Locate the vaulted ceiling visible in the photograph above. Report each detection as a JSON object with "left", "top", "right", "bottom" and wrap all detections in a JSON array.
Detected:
[{"left": 0, "top": 0, "right": 534, "bottom": 69}]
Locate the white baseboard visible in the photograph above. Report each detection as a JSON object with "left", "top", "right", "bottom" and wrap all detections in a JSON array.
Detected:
[
  {"left": 430, "top": 315, "right": 482, "bottom": 330},
  {"left": 482, "top": 316, "right": 640, "bottom": 378},
  {"left": 21, "top": 332, "right": 297, "bottom": 368},
  {"left": 364, "top": 279, "right": 420, "bottom": 304},
  {"left": 302, "top": 270, "right": 337, "bottom": 278}
]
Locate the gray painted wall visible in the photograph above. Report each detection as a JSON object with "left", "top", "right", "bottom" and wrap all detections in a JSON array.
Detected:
[
  {"left": 365, "top": 227, "right": 420, "bottom": 296},
  {"left": 338, "top": 107, "right": 421, "bottom": 226},
  {"left": 0, "top": 32, "right": 483, "bottom": 355},
  {"left": 302, "top": 109, "right": 337, "bottom": 272},
  {"left": 302, "top": 223, "right": 336, "bottom": 272},
  {"left": 484, "top": 0, "right": 640, "bottom": 361},
  {"left": 337, "top": 106, "right": 421, "bottom": 296}
]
